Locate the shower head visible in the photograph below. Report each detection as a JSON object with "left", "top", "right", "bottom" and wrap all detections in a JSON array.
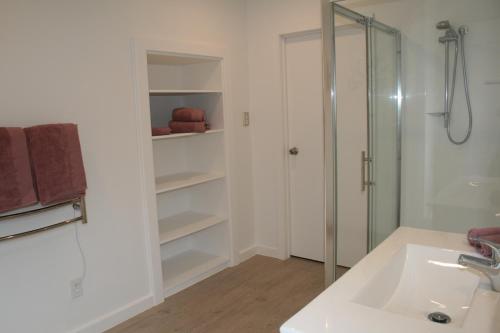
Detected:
[{"left": 436, "top": 20, "right": 451, "bottom": 30}]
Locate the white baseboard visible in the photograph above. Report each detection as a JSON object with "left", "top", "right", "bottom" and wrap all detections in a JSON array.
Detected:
[
  {"left": 255, "top": 245, "right": 284, "bottom": 259},
  {"left": 71, "top": 294, "right": 155, "bottom": 333},
  {"left": 239, "top": 245, "right": 284, "bottom": 262},
  {"left": 73, "top": 246, "right": 285, "bottom": 333},
  {"left": 239, "top": 245, "right": 258, "bottom": 262}
]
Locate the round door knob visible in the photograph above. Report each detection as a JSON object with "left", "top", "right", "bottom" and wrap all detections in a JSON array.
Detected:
[{"left": 289, "top": 147, "right": 299, "bottom": 155}]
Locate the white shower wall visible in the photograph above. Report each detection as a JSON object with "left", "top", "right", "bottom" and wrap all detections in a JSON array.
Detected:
[{"left": 346, "top": 0, "right": 500, "bottom": 232}]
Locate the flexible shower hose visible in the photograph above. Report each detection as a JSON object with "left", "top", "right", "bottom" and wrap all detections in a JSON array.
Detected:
[{"left": 446, "top": 30, "right": 473, "bottom": 145}]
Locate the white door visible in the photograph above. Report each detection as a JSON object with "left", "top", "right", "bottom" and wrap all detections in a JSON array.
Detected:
[{"left": 284, "top": 32, "right": 324, "bottom": 262}]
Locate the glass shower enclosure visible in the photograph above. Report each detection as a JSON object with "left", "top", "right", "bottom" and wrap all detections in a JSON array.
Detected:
[{"left": 322, "top": 1, "right": 402, "bottom": 285}]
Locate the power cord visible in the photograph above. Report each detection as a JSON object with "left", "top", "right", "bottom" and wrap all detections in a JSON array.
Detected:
[{"left": 74, "top": 211, "right": 87, "bottom": 281}]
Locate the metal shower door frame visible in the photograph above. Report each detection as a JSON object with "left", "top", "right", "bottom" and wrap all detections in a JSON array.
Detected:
[
  {"left": 365, "top": 13, "right": 402, "bottom": 252},
  {"left": 322, "top": 1, "right": 402, "bottom": 286}
]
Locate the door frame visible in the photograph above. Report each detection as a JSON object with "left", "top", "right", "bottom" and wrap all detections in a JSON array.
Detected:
[{"left": 279, "top": 28, "right": 323, "bottom": 260}]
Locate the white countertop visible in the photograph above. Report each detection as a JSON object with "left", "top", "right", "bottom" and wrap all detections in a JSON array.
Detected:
[{"left": 280, "top": 227, "right": 500, "bottom": 333}]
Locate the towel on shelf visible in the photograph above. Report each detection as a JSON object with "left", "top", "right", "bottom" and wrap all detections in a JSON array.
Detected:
[
  {"left": 0, "top": 128, "right": 38, "bottom": 213},
  {"left": 169, "top": 121, "right": 207, "bottom": 134},
  {"left": 467, "top": 227, "right": 500, "bottom": 247},
  {"left": 24, "top": 124, "right": 87, "bottom": 205},
  {"left": 152, "top": 127, "right": 171, "bottom": 136},
  {"left": 172, "top": 108, "right": 205, "bottom": 122}
]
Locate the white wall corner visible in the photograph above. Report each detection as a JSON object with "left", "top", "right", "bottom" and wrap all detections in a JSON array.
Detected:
[
  {"left": 239, "top": 244, "right": 287, "bottom": 262},
  {"left": 238, "top": 245, "right": 258, "bottom": 263},
  {"left": 256, "top": 245, "right": 287, "bottom": 260}
]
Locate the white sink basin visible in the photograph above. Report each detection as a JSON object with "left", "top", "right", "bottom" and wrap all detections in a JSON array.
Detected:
[
  {"left": 353, "top": 244, "right": 480, "bottom": 327},
  {"left": 281, "top": 227, "right": 500, "bottom": 333}
]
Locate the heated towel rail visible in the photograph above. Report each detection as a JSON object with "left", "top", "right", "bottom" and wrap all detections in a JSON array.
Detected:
[{"left": 0, "top": 197, "right": 87, "bottom": 242}]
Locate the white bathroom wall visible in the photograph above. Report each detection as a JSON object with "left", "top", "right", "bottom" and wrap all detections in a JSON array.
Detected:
[
  {"left": 246, "top": 0, "right": 322, "bottom": 259},
  {"left": 345, "top": 0, "right": 500, "bottom": 233},
  {"left": 0, "top": 1, "right": 254, "bottom": 332}
]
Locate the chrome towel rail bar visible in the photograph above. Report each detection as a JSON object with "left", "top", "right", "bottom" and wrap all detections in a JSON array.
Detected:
[{"left": 0, "top": 197, "right": 87, "bottom": 242}]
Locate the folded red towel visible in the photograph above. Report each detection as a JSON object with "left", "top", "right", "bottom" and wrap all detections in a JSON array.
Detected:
[
  {"left": 24, "top": 124, "right": 87, "bottom": 205},
  {"left": 0, "top": 128, "right": 38, "bottom": 213},
  {"left": 467, "top": 227, "right": 500, "bottom": 247},
  {"left": 152, "top": 127, "right": 171, "bottom": 136},
  {"left": 169, "top": 121, "right": 206, "bottom": 134},
  {"left": 172, "top": 108, "right": 205, "bottom": 122}
]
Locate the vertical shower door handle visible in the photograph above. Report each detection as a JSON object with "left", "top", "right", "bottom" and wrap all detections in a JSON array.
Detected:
[{"left": 361, "top": 151, "right": 374, "bottom": 191}]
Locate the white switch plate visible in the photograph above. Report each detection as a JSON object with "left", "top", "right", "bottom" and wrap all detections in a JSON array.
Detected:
[{"left": 243, "top": 112, "right": 250, "bottom": 127}]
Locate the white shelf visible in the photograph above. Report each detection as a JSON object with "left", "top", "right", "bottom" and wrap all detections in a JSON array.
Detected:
[
  {"left": 155, "top": 172, "right": 225, "bottom": 194},
  {"left": 158, "top": 211, "right": 226, "bottom": 245},
  {"left": 152, "top": 129, "right": 224, "bottom": 141},
  {"left": 147, "top": 53, "right": 220, "bottom": 66},
  {"left": 162, "top": 250, "right": 228, "bottom": 297},
  {"left": 149, "top": 89, "right": 222, "bottom": 95}
]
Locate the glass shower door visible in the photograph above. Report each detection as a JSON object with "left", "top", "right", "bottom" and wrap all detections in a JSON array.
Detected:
[
  {"left": 322, "top": 2, "right": 402, "bottom": 284},
  {"left": 367, "top": 21, "right": 402, "bottom": 250}
]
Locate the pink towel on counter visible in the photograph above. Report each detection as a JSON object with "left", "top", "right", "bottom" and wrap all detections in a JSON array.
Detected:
[
  {"left": 152, "top": 127, "right": 171, "bottom": 136},
  {"left": 467, "top": 227, "right": 500, "bottom": 247},
  {"left": 172, "top": 108, "right": 205, "bottom": 122},
  {"left": 24, "top": 124, "right": 87, "bottom": 205},
  {"left": 0, "top": 128, "right": 38, "bottom": 213},
  {"left": 169, "top": 121, "right": 207, "bottom": 134}
]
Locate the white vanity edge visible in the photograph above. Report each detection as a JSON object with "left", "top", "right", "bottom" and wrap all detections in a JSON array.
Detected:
[{"left": 280, "top": 226, "right": 497, "bottom": 333}]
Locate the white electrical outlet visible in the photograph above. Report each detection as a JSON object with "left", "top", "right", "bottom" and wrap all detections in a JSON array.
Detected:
[{"left": 70, "top": 278, "right": 83, "bottom": 299}]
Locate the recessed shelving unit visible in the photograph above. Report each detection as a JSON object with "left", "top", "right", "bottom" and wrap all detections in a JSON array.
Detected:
[{"left": 145, "top": 50, "right": 232, "bottom": 299}]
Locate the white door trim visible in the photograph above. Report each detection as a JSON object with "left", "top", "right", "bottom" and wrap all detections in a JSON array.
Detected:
[{"left": 279, "top": 29, "right": 323, "bottom": 260}]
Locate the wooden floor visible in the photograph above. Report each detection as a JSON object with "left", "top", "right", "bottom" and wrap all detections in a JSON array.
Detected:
[
  {"left": 107, "top": 255, "right": 324, "bottom": 333},
  {"left": 335, "top": 265, "right": 349, "bottom": 280}
]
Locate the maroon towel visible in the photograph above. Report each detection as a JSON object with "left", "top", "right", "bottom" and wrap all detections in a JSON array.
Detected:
[
  {"left": 172, "top": 108, "right": 205, "bottom": 122},
  {"left": 0, "top": 128, "right": 38, "bottom": 213},
  {"left": 152, "top": 127, "right": 171, "bottom": 136},
  {"left": 467, "top": 227, "right": 500, "bottom": 247},
  {"left": 24, "top": 124, "right": 87, "bottom": 205},
  {"left": 169, "top": 121, "right": 207, "bottom": 134}
]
